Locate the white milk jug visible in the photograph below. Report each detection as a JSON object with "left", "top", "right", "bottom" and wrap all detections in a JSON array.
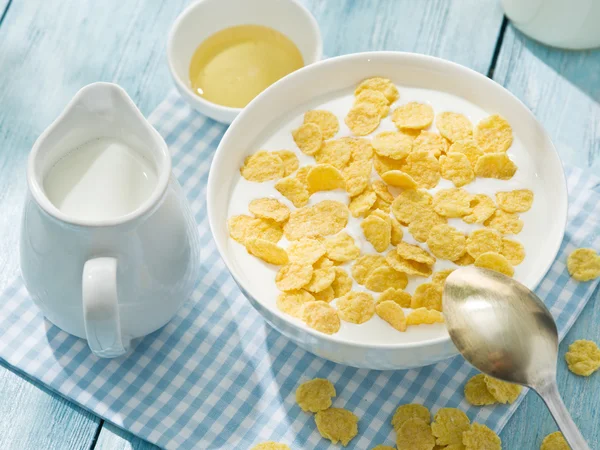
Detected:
[{"left": 20, "top": 83, "right": 201, "bottom": 358}]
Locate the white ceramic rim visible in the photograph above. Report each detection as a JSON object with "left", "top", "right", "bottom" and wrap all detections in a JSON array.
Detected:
[
  {"left": 27, "top": 82, "right": 172, "bottom": 228},
  {"left": 207, "top": 51, "right": 568, "bottom": 350},
  {"left": 166, "top": 0, "right": 323, "bottom": 116}
]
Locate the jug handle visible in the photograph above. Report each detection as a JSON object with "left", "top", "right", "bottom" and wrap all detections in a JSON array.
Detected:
[{"left": 82, "top": 257, "right": 130, "bottom": 358}]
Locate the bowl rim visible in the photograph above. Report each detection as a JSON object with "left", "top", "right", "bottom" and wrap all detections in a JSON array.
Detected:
[
  {"left": 166, "top": 0, "right": 323, "bottom": 116},
  {"left": 207, "top": 50, "right": 568, "bottom": 351}
]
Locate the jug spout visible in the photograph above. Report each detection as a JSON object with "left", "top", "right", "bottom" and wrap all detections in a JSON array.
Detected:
[{"left": 27, "top": 82, "right": 171, "bottom": 227}]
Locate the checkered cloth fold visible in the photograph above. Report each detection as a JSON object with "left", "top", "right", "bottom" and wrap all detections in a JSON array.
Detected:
[{"left": 1, "top": 92, "right": 599, "bottom": 449}]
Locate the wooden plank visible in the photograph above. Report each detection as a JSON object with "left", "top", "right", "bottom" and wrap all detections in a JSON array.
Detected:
[
  {"left": 95, "top": 423, "right": 158, "bottom": 450},
  {"left": 305, "top": 0, "right": 505, "bottom": 75},
  {"left": 493, "top": 25, "right": 600, "bottom": 171},
  {"left": 493, "top": 24, "right": 600, "bottom": 448},
  {"left": 0, "top": 363, "right": 99, "bottom": 449}
]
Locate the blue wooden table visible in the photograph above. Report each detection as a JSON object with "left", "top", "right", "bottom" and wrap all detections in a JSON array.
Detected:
[{"left": 0, "top": 0, "right": 599, "bottom": 448}]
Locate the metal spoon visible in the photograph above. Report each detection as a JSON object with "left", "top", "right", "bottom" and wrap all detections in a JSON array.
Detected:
[{"left": 443, "top": 266, "right": 589, "bottom": 450}]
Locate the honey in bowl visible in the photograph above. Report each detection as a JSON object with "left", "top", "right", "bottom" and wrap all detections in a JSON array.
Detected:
[{"left": 189, "top": 25, "right": 304, "bottom": 108}]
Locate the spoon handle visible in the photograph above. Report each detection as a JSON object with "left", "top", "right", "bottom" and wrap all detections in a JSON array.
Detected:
[{"left": 537, "top": 380, "right": 590, "bottom": 450}]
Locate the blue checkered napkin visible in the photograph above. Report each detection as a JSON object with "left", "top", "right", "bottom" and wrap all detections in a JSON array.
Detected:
[{"left": 1, "top": 92, "right": 599, "bottom": 450}]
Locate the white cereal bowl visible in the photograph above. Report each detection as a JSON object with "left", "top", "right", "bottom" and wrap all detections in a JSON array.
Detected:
[
  {"left": 167, "top": 0, "right": 322, "bottom": 124},
  {"left": 207, "top": 52, "right": 567, "bottom": 370}
]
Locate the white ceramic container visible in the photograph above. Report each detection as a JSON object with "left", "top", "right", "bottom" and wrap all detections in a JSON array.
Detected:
[
  {"left": 502, "top": 0, "right": 600, "bottom": 49},
  {"left": 167, "top": 0, "right": 322, "bottom": 124},
  {"left": 20, "top": 82, "right": 201, "bottom": 358},
  {"left": 207, "top": 52, "right": 567, "bottom": 370}
]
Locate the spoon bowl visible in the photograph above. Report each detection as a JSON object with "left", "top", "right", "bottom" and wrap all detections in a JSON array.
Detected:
[{"left": 444, "top": 266, "right": 589, "bottom": 449}]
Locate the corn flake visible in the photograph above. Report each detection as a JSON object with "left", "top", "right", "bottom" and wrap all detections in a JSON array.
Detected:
[
  {"left": 396, "top": 418, "right": 436, "bottom": 450},
  {"left": 464, "top": 374, "right": 497, "bottom": 406},
  {"left": 484, "top": 210, "right": 523, "bottom": 235},
  {"left": 371, "top": 197, "right": 392, "bottom": 214},
  {"left": 381, "top": 170, "right": 417, "bottom": 189},
  {"left": 405, "top": 151, "right": 441, "bottom": 189},
  {"left": 295, "top": 165, "right": 311, "bottom": 186},
  {"left": 284, "top": 200, "right": 349, "bottom": 240},
  {"left": 313, "top": 286, "right": 335, "bottom": 302},
  {"left": 391, "top": 404, "right": 431, "bottom": 431},
  {"left": 251, "top": 442, "right": 290, "bottom": 450},
  {"left": 355, "top": 77, "right": 399, "bottom": 104},
  {"left": 427, "top": 224, "right": 466, "bottom": 261},
  {"left": 348, "top": 137, "right": 375, "bottom": 161},
  {"left": 292, "top": 123, "right": 323, "bottom": 155},
  {"left": 249, "top": 198, "right": 290, "bottom": 223},
  {"left": 541, "top": 432, "right": 569, "bottom": 450},
  {"left": 462, "top": 423, "right": 501, "bottom": 450},
  {"left": 349, "top": 189, "right": 377, "bottom": 218},
  {"left": 373, "top": 153, "right": 407, "bottom": 175},
  {"left": 474, "top": 153, "right": 517, "bottom": 180},
  {"left": 474, "top": 114, "right": 513, "bottom": 153},
  {"left": 406, "top": 308, "right": 444, "bottom": 326},
  {"left": 408, "top": 210, "right": 447, "bottom": 243},
  {"left": 455, "top": 252, "right": 475, "bottom": 266},
  {"left": 412, "top": 131, "right": 448, "bottom": 158},
  {"left": 567, "top": 248, "right": 600, "bottom": 281},
  {"left": 386, "top": 250, "right": 433, "bottom": 277},
  {"left": 372, "top": 446, "right": 395, "bottom": 450},
  {"left": 501, "top": 238, "right": 525, "bottom": 265},
  {"left": 432, "top": 269, "right": 455, "bottom": 287},
  {"left": 352, "top": 254, "right": 388, "bottom": 285},
  {"left": 496, "top": 189, "right": 534, "bottom": 213},
  {"left": 372, "top": 131, "right": 413, "bottom": 160},
  {"left": 276, "top": 263, "right": 313, "bottom": 291},
  {"left": 246, "top": 238, "right": 288, "bottom": 265},
  {"left": 474, "top": 252, "right": 514, "bottom": 277},
  {"left": 302, "top": 301, "right": 341, "bottom": 335},
  {"left": 440, "top": 153, "right": 475, "bottom": 187},
  {"left": 378, "top": 288, "right": 412, "bottom": 307},
  {"left": 355, "top": 89, "right": 390, "bottom": 118},
  {"left": 392, "top": 102, "right": 434, "bottom": 130},
  {"left": 483, "top": 376, "right": 522, "bottom": 403},
  {"left": 362, "top": 215, "right": 392, "bottom": 252},
  {"left": 390, "top": 216, "right": 404, "bottom": 245},
  {"left": 325, "top": 232, "right": 360, "bottom": 262},
  {"left": 331, "top": 267, "right": 353, "bottom": 298},
  {"left": 227, "top": 214, "right": 255, "bottom": 244},
  {"left": 275, "top": 176, "right": 310, "bottom": 208},
  {"left": 396, "top": 241, "right": 436, "bottom": 265},
  {"left": 366, "top": 266, "right": 408, "bottom": 292},
  {"left": 411, "top": 283, "right": 443, "bottom": 311},
  {"left": 466, "top": 228, "right": 502, "bottom": 259},
  {"left": 431, "top": 408, "right": 471, "bottom": 446},
  {"left": 336, "top": 291, "right": 375, "bottom": 324},
  {"left": 343, "top": 159, "right": 372, "bottom": 196},
  {"left": 288, "top": 238, "right": 326, "bottom": 265},
  {"left": 307, "top": 164, "right": 346, "bottom": 192},
  {"left": 241, "top": 151, "right": 285, "bottom": 182},
  {"left": 370, "top": 180, "right": 393, "bottom": 202},
  {"left": 448, "top": 139, "right": 483, "bottom": 168},
  {"left": 295, "top": 378, "right": 336, "bottom": 412},
  {"left": 277, "top": 290, "right": 315, "bottom": 318},
  {"left": 436, "top": 112, "right": 473, "bottom": 143},
  {"left": 243, "top": 218, "right": 284, "bottom": 245},
  {"left": 462, "top": 194, "right": 496, "bottom": 224},
  {"left": 315, "top": 139, "right": 352, "bottom": 169},
  {"left": 433, "top": 188, "right": 473, "bottom": 218},
  {"left": 275, "top": 150, "right": 299, "bottom": 176},
  {"left": 304, "top": 264, "right": 336, "bottom": 293},
  {"left": 565, "top": 339, "right": 600, "bottom": 376},
  {"left": 304, "top": 109, "right": 339, "bottom": 140},
  {"left": 392, "top": 189, "right": 433, "bottom": 225},
  {"left": 314, "top": 407, "right": 359, "bottom": 446},
  {"left": 376, "top": 300, "right": 407, "bottom": 331},
  {"left": 346, "top": 102, "right": 381, "bottom": 136}
]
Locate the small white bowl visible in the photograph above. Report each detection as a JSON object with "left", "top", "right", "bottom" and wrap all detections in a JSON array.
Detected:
[{"left": 167, "top": 0, "right": 322, "bottom": 124}]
